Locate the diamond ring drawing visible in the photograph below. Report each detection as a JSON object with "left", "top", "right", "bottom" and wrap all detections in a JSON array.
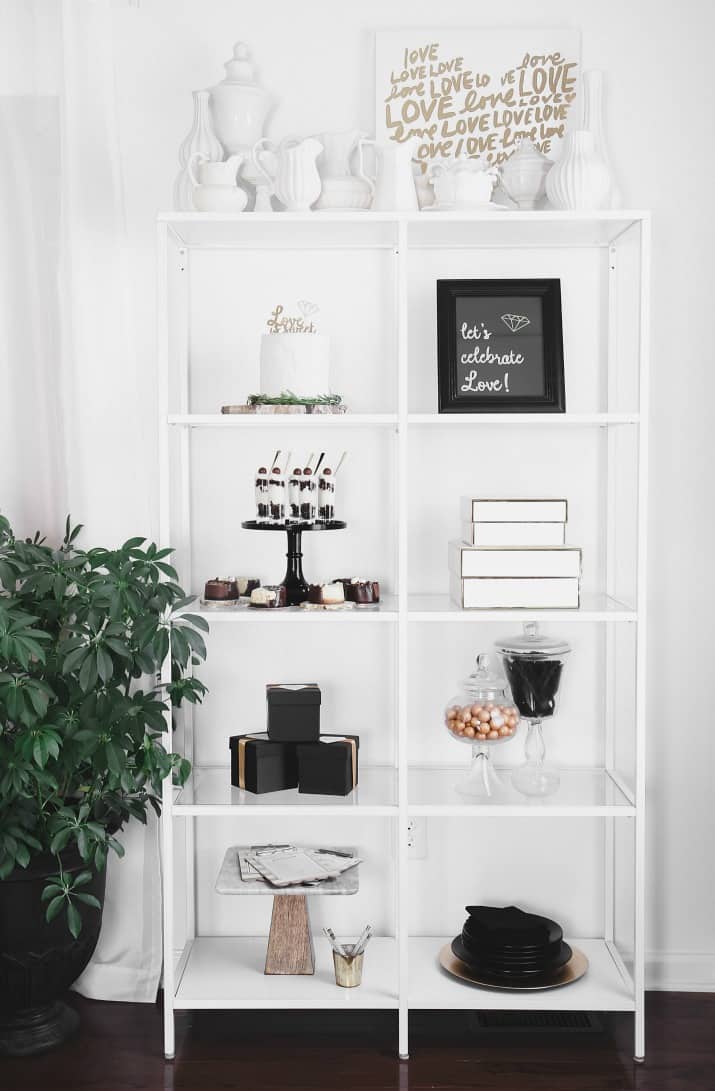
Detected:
[{"left": 501, "top": 313, "right": 530, "bottom": 333}]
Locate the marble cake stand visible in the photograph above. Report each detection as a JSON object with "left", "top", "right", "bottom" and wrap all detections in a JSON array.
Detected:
[
  {"left": 241, "top": 520, "right": 347, "bottom": 605},
  {"left": 215, "top": 846, "right": 359, "bottom": 976}
]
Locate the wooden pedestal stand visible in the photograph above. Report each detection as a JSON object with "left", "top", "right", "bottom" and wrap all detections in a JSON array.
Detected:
[{"left": 215, "top": 846, "right": 359, "bottom": 977}]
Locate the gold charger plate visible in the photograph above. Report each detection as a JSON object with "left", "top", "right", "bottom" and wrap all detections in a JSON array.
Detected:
[{"left": 438, "top": 943, "right": 589, "bottom": 991}]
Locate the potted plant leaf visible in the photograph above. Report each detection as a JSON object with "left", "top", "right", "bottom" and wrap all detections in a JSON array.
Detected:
[{"left": 0, "top": 515, "right": 207, "bottom": 1056}]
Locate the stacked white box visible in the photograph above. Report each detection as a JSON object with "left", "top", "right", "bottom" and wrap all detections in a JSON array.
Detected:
[{"left": 451, "top": 498, "right": 580, "bottom": 609}]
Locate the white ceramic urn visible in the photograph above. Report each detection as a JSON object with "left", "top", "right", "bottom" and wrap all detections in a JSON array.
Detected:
[
  {"left": 545, "top": 130, "right": 612, "bottom": 211},
  {"left": 210, "top": 43, "right": 271, "bottom": 158},
  {"left": 499, "top": 139, "right": 552, "bottom": 210}
]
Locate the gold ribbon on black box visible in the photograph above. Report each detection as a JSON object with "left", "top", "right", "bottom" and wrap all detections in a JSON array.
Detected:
[
  {"left": 237, "top": 735, "right": 263, "bottom": 791},
  {"left": 323, "top": 736, "right": 358, "bottom": 789}
]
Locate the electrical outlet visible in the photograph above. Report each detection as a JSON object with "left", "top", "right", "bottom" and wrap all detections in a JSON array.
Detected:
[{"left": 407, "top": 818, "right": 427, "bottom": 859}]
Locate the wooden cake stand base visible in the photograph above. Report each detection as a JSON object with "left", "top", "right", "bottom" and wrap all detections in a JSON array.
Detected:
[
  {"left": 265, "top": 896, "right": 315, "bottom": 975},
  {"left": 215, "top": 846, "right": 359, "bottom": 976}
]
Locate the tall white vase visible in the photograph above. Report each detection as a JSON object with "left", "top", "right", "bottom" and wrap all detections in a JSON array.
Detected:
[
  {"left": 545, "top": 130, "right": 612, "bottom": 211},
  {"left": 173, "top": 90, "right": 224, "bottom": 211},
  {"left": 583, "top": 69, "right": 622, "bottom": 209}
]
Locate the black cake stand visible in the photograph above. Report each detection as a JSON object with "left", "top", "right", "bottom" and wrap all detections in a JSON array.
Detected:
[{"left": 241, "top": 521, "right": 347, "bottom": 605}]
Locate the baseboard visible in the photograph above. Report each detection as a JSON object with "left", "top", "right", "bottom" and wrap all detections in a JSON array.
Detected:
[{"left": 646, "top": 951, "right": 715, "bottom": 992}]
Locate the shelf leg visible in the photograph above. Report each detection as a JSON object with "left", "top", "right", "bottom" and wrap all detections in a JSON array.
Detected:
[
  {"left": 281, "top": 527, "right": 310, "bottom": 605},
  {"left": 265, "top": 895, "right": 315, "bottom": 975}
]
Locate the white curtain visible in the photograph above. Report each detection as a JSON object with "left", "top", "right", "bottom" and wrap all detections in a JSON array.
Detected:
[{"left": 0, "top": 0, "right": 160, "bottom": 1002}]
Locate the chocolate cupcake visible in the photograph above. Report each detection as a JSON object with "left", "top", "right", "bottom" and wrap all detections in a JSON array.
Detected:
[
  {"left": 203, "top": 577, "right": 239, "bottom": 602},
  {"left": 335, "top": 578, "right": 380, "bottom": 605},
  {"left": 249, "top": 585, "right": 288, "bottom": 609}
]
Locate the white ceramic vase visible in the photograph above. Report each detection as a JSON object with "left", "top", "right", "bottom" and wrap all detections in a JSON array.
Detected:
[
  {"left": 545, "top": 130, "right": 612, "bottom": 211},
  {"left": 583, "top": 69, "right": 622, "bottom": 208},
  {"left": 173, "top": 90, "right": 224, "bottom": 211}
]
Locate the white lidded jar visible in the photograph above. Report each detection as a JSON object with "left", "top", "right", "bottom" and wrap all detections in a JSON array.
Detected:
[{"left": 210, "top": 42, "right": 271, "bottom": 156}]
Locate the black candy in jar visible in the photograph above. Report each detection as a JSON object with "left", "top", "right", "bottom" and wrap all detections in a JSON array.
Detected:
[
  {"left": 495, "top": 623, "right": 570, "bottom": 720},
  {"left": 494, "top": 623, "right": 571, "bottom": 799},
  {"left": 502, "top": 655, "right": 564, "bottom": 719}
]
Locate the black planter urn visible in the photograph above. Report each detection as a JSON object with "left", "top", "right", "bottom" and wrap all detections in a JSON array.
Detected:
[{"left": 0, "top": 849, "right": 106, "bottom": 1056}]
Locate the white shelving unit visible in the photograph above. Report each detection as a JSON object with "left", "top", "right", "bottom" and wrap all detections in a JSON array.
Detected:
[{"left": 157, "top": 209, "right": 650, "bottom": 1062}]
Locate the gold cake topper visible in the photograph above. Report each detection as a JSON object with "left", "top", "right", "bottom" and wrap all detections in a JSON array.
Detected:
[{"left": 266, "top": 301, "right": 320, "bottom": 334}]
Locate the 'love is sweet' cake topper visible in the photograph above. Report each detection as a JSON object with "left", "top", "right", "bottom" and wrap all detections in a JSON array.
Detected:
[{"left": 266, "top": 301, "right": 320, "bottom": 334}]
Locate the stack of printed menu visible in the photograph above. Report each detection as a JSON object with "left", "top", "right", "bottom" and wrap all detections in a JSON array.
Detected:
[{"left": 450, "top": 499, "right": 581, "bottom": 609}]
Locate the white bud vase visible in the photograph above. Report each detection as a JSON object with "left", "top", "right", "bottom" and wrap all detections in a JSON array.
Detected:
[
  {"left": 173, "top": 90, "right": 224, "bottom": 211},
  {"left": 583, "top": 69, "right": 622, "bottom": 208},
  {"left": 545, "top": 129, "right": 612, "bottom": 211}
]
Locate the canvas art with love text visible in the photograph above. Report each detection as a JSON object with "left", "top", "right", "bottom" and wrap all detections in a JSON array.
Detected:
[{"left": 375, "top": 29, "right": 581, "bottom": 168}]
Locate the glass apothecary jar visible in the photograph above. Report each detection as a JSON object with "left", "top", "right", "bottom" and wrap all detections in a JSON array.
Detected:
[
  {"left": 444, "top": 653, "right": 520, "bottom": 798},
  {"left": 494, "top": 623, "right": 571, "bottom": 798}
]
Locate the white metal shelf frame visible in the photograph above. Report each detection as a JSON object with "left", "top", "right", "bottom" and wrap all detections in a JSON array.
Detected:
[{"left": 157, "top": 210, "right": 650, "bottom": 1064}]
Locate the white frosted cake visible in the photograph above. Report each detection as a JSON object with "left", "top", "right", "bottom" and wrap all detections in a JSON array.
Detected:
[{"left": 260, "top": 333, "right": 330, "bottom": 398}]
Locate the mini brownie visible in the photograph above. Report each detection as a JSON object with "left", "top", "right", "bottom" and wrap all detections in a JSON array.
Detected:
[
  {"left": 335, "top": 578, "right": 380, "bottom": 605},
  {"left": 204, "top": 577, "right": 239, "bottom": 601},
  {"left": 249, "top": 585, "right": 288, "bottom": 608}
]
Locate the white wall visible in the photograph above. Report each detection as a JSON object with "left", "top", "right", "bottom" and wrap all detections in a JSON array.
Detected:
[{"left": 3, "top": 0, "right": 713, "bottom": 989}]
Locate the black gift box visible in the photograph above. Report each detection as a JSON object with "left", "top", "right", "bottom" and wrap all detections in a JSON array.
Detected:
[
  {"left": 229, "top": 733, "right": 298, "bottom": 794},
  {"left": 266, "top": 684, "right": 321, "bottom": 743},
  {"left": 297, "top": 734, "right": 360, "bottom": 796}
]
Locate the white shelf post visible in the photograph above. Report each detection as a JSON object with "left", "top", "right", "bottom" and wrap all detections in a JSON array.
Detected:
[
  {"left": 157, "top": 222, "right": 176, "bottom": 1060},
  {"left": 396, "top": 219, "right": 410, "bottom": 1060},
  {"left": 633, "top": 216, "right": 651, "bottom": 1063}
]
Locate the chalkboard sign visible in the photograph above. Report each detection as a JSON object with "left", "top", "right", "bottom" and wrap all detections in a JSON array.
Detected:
[{"left": 437, "top": 279, "right": 565, "bottom": 413}]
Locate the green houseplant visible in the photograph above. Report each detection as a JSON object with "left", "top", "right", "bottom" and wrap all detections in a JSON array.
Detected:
[{"left": 0, "top": 515, "right": 207, "bottom": 1055}]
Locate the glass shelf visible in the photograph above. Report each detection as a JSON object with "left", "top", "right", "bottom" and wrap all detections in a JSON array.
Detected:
[
  {"left": 173, "top": 765, "right": 398, "bottom": 815},
  {"left": 407, "top": 593, "right": 637, "bottom": 623},
  {"left": 408, "top": 766, "right": 635, "bottom": 816}
]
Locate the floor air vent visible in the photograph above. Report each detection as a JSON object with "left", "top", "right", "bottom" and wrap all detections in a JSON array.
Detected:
[{"left": 471, "top": 1012, "right": 601, "bottom": 1032}]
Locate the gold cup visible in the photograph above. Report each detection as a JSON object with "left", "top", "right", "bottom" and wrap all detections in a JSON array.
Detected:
[{"left": 333, "top": 950, "right": 364, "bottom": 987}]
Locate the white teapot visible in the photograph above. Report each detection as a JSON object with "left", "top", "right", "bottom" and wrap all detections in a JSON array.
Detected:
[{"left": 188, "top": 153, "right": 247, "bottom": 212}]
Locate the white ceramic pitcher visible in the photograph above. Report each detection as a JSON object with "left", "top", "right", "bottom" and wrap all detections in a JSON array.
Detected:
[
  {"left": 188, "top": 153, "right": 247, "bottom": 212},
  {"left": 370, "top": 138, "right": 419, "bottom": 212},
  {"left": 252, "top": 137, "right": 323, "bottom": 211},
  {"left": 315, "top": 130, "right": 375, "bottom": 210}
]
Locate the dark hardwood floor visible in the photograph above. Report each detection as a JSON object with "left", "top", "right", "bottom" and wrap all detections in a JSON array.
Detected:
[{"left": 0, "top": 992, "right": 711, "bottom": 1091}]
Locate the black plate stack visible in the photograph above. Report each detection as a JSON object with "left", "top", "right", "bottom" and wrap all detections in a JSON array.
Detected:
[{"left": 451, "top": 905, "right": 572, "bottom": 982}]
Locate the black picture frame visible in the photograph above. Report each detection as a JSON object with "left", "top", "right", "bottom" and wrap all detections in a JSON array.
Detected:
[{"left": 436, "top": 279, "right": 565, "bottom": 413}]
